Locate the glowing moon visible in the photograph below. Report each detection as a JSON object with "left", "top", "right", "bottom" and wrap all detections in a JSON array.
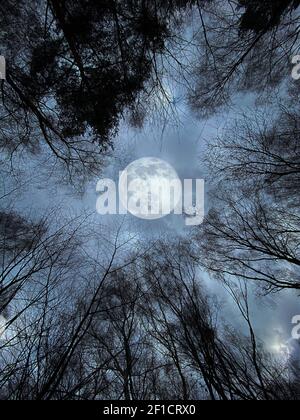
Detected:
[{"left": 119, "top": 157, "right": 181, "bottom": 220}]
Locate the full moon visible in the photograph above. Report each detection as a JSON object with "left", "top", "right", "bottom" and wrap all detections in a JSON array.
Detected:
[{"left": 119, "top": 157, "right": 182, "bottom": 220}]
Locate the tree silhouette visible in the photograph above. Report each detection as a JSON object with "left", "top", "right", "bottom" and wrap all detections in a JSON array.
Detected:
[
  {"left": 0, "top": 0, "right": 300, "bottom": 401},
  {"left": 0, "top": 0, "right": 196, "bottom": 179},
  {"left": 189, "top": 0, "right": 300, "bottom": 117}
]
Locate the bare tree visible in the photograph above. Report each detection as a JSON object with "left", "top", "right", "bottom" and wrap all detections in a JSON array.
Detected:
[
  {"left": 196, "top": 104, "right": 300, "bottom": 293},
  {"left": 188, "top": 0, "right": 300, "bottom": 117}
]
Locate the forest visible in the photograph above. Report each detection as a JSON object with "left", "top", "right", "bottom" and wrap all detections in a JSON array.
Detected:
[{"left": 0, "top": 0, "right": 300, "bottom": 400}]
